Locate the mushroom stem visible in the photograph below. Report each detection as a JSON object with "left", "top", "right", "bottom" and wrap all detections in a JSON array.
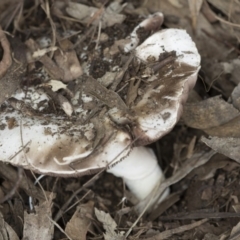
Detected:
[{"left": 107, "top": 146, "right": 169, "bottom": 205}]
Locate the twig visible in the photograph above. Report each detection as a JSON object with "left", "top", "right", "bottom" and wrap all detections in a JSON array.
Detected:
[
  {"left": 215, "top": 14, "right": 240, "bottom": 28},
  {"left": 40, "top": 0, "right": 57, "bottom": 58},
  {"left": 158, "top": 211, "right": 240, "bottom": 221},
  {"left": 64, "top": 189, "right": 92, "bottom": 214},
  {"left": 0, "top": 163, "right": 44, "bottom": 201},
  {"left": 147, "top": 191, "right": 182, "bottom": 221},
  {"left": 201, "top": 29, "right": 240, "bottom": 54},
  {"left": 47, "top": 215, "right": 73, "bottom": 240},
  {"left": 110, "top": 53, "right": 135, "bottom": 91},
  {"left": 142, "top": 219, "right": 208, "bottom": 240},
  {"left": 71, "top": 25, "right": 96, "bottom": 50},
  {"left": 124, "top": 181, "right": 164, "bottom": 239}
]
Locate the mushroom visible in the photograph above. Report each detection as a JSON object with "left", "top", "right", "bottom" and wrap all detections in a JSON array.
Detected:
[{"left": 0, "top": 26, "right": 200, "bottom": 211}]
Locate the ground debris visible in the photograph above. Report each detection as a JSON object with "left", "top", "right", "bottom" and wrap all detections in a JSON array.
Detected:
[
  {"left": 65, "top": 201, "right": 94, "bottom": 240},
  {"left": 95, "top": 208, "right": 125, "bottom": 240},
  {"left": 202, "top": 136, "right": 240, "bottom": 163},
  {"left": 0, "top": 211, "right": 19, "bottom": 240},
  {"left": 1, "top": 0, "right": 240, "bottom": 239},
  {"left": 142, "top": 219, "right": 208, "bottom": 240},
  {"left": 23, "top": 192, "right": 55, "bottom": 240}
]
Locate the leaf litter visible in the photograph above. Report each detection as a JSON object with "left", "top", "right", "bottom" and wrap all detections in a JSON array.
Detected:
[{"left": 0, "top": 0, "right": 240, "bottom": 239}]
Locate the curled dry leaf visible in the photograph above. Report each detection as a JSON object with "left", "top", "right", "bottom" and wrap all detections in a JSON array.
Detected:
[
  {"left": 183, "top": 95, "right": 240, "bottom": 138},
  {"left": 95, "top": 208, "right": 124, "bottom": 240},
  {"left": 186, "top": 153, "right": 230, "bottom": 181},
  {"left": 205, "top": 116, "right": 240, "bottom": 138},
  {"left": 25, "top": 38, "right": 64, "bottom": 80},
  {"left": 202, "top": 136, "right": 240, "bottom": 164},
  {"left": 54, "top": 39, "right": 82, "bottom": 82},
  {"left": 231, "top": 83, "right": 240, "bottom": 111},
  {"left": 66, "top": 2, "right": 126, "bottom": 28},
  {"left": 223, "top": 59, "right": 240, "bottom": 85},
  {"left": 57, "top": 93, "right": 74, "bottom": 117},
  {"left": 183, "top": 96, "right": 240, "bottom": 129},
  {"left": 25, "top": 38, "right": 83, "bottom": 82},
  {"left": 230, "top": 221, "right": 240, "bottom": 240},
  {"left": 65, "top": 201, "right": 94, "bottom": 240},
  {"left": 23, "top": 192, "right": 55, "bottom": 240}
]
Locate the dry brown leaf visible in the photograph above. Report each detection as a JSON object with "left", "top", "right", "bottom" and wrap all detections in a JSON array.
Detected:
[
  {"left": 231, "top": 83, "right": 240, "bottom": 111},
  {"left": 229, "top": 221, "right": 240, "bottom": 240},
  {"left": 224, "top": 59, "right": 240, "bottom": 85},
  {"left": 187, "top": 154, "right": 230, "bottom": 181},
  {"left": 0, "top": 26, "right": 12, "bottom": 78},
  {"left": 23, "top": 192, "right": 55, "bottom": 240},
  {"left": 83, "top": 76, "right": 128, "bottom": 111},
  {"left": 0, "top": 211, "right": 19, "bottom": 240},
  {"left": 203, "top": 233, "right": 218, "bottom": 240},
  {"left": 94, "top": 208, "right": 124, "bottom": 240},
  {"left": 54, "top": 39, "right": 82, "bottom": 82},
  {"left": 25, "top": 38, "right": 64, "bottom": 80},
  {"left": 202, "top": 136, "right": 240, "bottom": 163},
  {"left": 201, "top": 0, "right": 218, "bottom": 23},
  {"left": 97, "top": 72, "right": 117, "bottom": 88},
  {"left": 65, "top": 201, "right": 94, "bottom": 240},
  {"left": 205, "top": 116, "right": 240, "bottom": 138},
  {"left": 66, "top": 2, "right": 126, "bottom": 29},
  {"left": 57, "top": 93, "right": 73, "bottom": 116},
  {"left": 183, "top": 96, "right": 240, "bottom": 129},
  {"left": 26, "top": 38, "right": 82, "bottom": 82},
  {"left": 203, "top": 60, "right": 236, "bottom": 98}
]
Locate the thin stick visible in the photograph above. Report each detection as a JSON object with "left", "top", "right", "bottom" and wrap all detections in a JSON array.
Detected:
[
  {"left": 143, "top": 219, "right": 208, "bottom": 240},
  {"left": 47, "top": 215, "right": 73, "bottom": 240},
  {"left": 215, "top": 14, "right": 240, "bottom": 28}
]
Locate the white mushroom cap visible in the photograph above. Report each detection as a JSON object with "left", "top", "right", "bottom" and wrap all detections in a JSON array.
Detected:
[
  {"left": 0, "top": 27, "right": 200, "bottom": 212},
  {"left": 132, "top": 29, "right": 201, "bottom": 145},
  {"left": 124, "top": 12, "right": 164, "bottom": 53},
  {"left": 0, "top": 109, "right": 132, "bottom": 176},
  {"left": 135, "top": 29, "right": 200, "bottom": 67}
]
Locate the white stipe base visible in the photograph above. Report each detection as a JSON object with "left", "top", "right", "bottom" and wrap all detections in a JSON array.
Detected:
[{"left": 107, "top": 146, "right": 169, "bottom": 209}]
